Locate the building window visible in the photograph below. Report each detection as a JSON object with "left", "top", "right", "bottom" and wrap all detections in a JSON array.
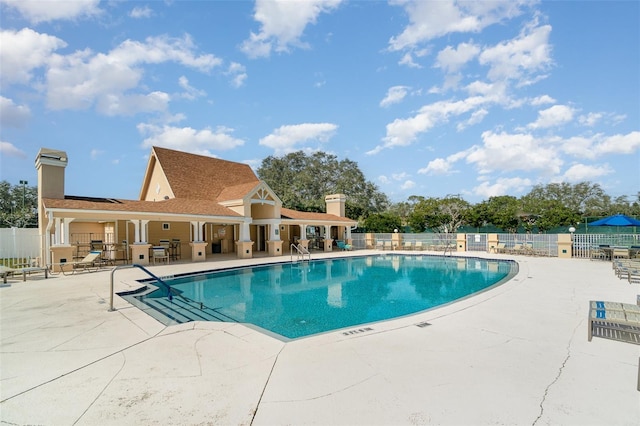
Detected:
[{"left": 162, "top": 223, "right": 170, "bottom": 231}]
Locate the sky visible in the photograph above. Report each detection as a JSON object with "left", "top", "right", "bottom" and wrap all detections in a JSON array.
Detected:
[{"left": 1, "top": 0, "right": 639, "bottom": 205}]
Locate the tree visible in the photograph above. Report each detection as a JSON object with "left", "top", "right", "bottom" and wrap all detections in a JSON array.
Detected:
[
  {"left": 362, "top": 212, "right": 403, "bottom": 233},
  {"left": 535, "top": 201, "right": 581, "bottom": 233},
  {"left": 478, "top": 196, "right": 520, "bottom": 233},
  {"left": 257, "top": 151, "right": 389, "bottom": 218},
  {"left": 0, "top": 181, "right": 38, "bottom": 228},
  {"left": 523, "top": 182, "right": 608, "bottom": 216},
  {"left": 408, "top": 196, "right": 470, "bottom": 233}
]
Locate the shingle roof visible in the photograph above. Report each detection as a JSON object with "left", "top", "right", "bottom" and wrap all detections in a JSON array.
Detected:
[
  {"left": 43, "top": 197, "right": 241, "bottom": 217},
  {"left": 281, "top": 207, "right": 354, "bottom": 223},
  {"left": 152, "top": 146, "right": 259, "bottom": 200}
]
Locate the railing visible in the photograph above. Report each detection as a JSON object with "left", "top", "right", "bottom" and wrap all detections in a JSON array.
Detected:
[
  {"left": 290, "top": 243, "right": 311, "bottom": 262},
  {"left": 109, "top": 264, "right": 174, "bottom": 311},
  {"left": 572, "top": 234, "right": 640, "bottom": 259}
]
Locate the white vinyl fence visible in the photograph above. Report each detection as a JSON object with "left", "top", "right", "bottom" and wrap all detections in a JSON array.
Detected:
[{"left": 0, "top": 228, "right": 41, "bottom": 267}]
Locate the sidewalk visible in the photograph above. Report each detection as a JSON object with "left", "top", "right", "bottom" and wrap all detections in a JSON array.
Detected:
[{"left": 1, "top": 252, "right": 638, "bottom": 425}]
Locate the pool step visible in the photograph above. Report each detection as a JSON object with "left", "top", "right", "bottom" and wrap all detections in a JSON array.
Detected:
[{"left": 142, "top": 296, "right": 230, "bottom": 324}]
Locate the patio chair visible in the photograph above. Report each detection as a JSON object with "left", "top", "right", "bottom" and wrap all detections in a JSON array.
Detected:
[
  {"left": 151, "top": 246, "right": 169, "bottom": 264},
  {"left": 414, "top": 241, "right": 424, "bottom": 251},
  {"left": 612, "top": 248, "right": 630, "bottom": 260},
  {"left": 336, "top": 240, "right": 352, "bottom": 251},
  {"left": 403, "top": 240, "right": 413, "bottom": 250},
  {"left": 383, "top": 241, "right": 393, "bottom": 250},
  {"left": 375, "top": 240, "right": 384, "bottom": 250},
  {"left": 59, "top": 251, "right": 104, "bottom": 275}
]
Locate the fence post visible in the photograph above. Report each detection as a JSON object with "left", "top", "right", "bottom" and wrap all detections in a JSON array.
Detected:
[{"left": 557, "top": 234, "right": 572, "bottom": 259}]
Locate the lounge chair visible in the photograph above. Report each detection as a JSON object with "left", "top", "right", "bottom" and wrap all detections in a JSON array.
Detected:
[
  {"left": 403, "top": 241, "right": 413, "bottom": 250},
  {"left": 414, "top": 241, "right": 424, "bottom": 251},
  {"left": 336, "top": 240, "right": 352, "bottom": 251},
  {"left": 383, "top": 241, "right": 393, "bottom": 250},
  {"left": 59, "top": 251, "right": 104, "bottom": 275},
  {"left": 588, "top": 300, "right": 640, "bottom": 344},
  {"left": 612, "top": 248, "right": 630, "bottom": 260},
  {"left": 0, "top": 265, "right": 49, "bottom": 284},
  {"left": 375, "top": 240, "right": 384, "bottom": 250}
]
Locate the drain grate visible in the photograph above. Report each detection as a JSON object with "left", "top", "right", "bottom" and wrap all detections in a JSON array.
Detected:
[
  {"left": 415, "top": 321, "right": 432, "bottom": 328},
  {"left": 342, "top": 327, "right": 374, "bottom": 336}
]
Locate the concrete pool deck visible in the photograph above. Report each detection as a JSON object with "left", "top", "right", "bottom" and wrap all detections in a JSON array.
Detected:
[{"left": 1, "top": 251, "right": 638, "bottom": 425}]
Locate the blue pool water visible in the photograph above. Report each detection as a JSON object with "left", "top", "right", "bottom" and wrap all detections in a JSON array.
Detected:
[{"left": 136, "top": 255, "right": 516, "bottom": 339}]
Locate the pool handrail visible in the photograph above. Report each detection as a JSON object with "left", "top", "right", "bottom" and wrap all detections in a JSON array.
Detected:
[
  {"left": 290, "top": 243, "right": 311, "bottom": 262},
  {"left": 109, "top": 263, "right": 173, "bottom": 312}
]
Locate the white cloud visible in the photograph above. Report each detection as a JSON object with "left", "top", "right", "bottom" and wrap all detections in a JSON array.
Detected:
[
  {"left": 0, "top": 141, "right": 27, "bottom": 158},
  {"left": 138, "top": 123, "right": 245, "bottom": 153},
  {"left": 259, "top": 123, "right": 338, "bottom": 154},
  {"left": 561, "top": 163, "right": 612, "bottom": 182},
  {"left": 177, "top": 76, "right": 206, "bottom": 100},
  {"left": 419, "top": 158, "right": 454, "bottom": 175},
  {"left": 90, "top": 149, "right": 104, "bottom": 160},
  {"left": 46, "top": 34, "right": 221, "bottom": 115},
  {"left": 530, "top": 94, "right": 555, "bottom": 105},
  {"left": 380, "top": 86, "right": 410, "bottom": 107},
  {"left": 388, "top": 0, "right": 530, "bottom": 51},
  {"left": 578, "top": 112, "right": 603, "bottom": 127},
  {"left": 0, "top": 0, "right": 101, "bottom": 23},
  {"left": 0, "top": 28, "right": 66, "bottom": 85},
  {"left": 398, "top": 52, "right": 421, "bottom": 68},
  {"left": 472, "top": 177, "right": 532, "bottom": 198},
  {"left": 391, "top": 172, "right": 410, "bottom": 181},
  {"left": 400, "top": 180, "right": 416, "bottom": 190},
  {"left": 593, "top": 131, "right": 640, "bottom": 156},
  {"left": 225, "top": 62, "right": 247, "bottom": 88},
  {"left": 241, "top": 0, "right": 343, "bottom": 58},
  {"left": 435, "top": 42, "right": 480, "bottom": 73},
  {"left": 418, "top": 150, "right": 469, "bottom": 175},
  {"left": 130, "top": 6, "right": 153, "bottom": 19},
  {"left": 528, "top": 104, "right": 574, "bottom": 129},
  {"left": 479, "top": 19, "right": 553, "bottom": 84},
  {"left": 456, "top": 108, "right": 488, "bottom": 131},
  {"left": 558, "top": 131, "right": 640, "bottom": 160},
  {"left": 466, "top": 131, "right": 562, "bottom": 175},
  {"left": 370, "top": 96, "right": 487, "bottom": 154},
  {"left": 0, "top": 96, "right": 31, "bottom": 127},
  {"left": 378, "top": 175, "right": 390, "bottom": 184}
]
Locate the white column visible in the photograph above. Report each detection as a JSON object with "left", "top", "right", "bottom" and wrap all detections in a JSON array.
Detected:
[
  {"left": 191, "top": 221, "right": 206, "bottom": 241},
  {"left": 346, "top": 226, "right": 352, "bottom": 240},
  {"left": 269, "top": 222, "right": 280, "bottom": 241},
  {"left": 130, "top": 220, "right": 140, "bottom": 243},
  {"left": 324, "top": 225, "right": 331, "bottom": 238},
  {"left": 299, "top": 223, "right": 307, "bottom": 238},
  {"left": 240, "top": 220, "right": 251, "bottom": 242},
  {"left": 54, "top": 217, "right": 62, "bottom": 245},
  {"left": 63, "top": 218, "right": 74, "bottom": 245},
  {"left": 140, "top": 220, "right": 149, "bottom": 243}
]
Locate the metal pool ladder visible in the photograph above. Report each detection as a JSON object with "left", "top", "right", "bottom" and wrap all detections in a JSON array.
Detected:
[{"left": 290, "top": 243, "right": 311, "bottom": 262}]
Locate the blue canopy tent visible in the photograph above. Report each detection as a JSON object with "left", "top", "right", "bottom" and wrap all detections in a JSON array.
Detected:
[
  {"left": 589, "top": 214, "right": 640, "bottom": 249},
  {"left": 589, "top": 214, "right": 640, "bottom": 227}
]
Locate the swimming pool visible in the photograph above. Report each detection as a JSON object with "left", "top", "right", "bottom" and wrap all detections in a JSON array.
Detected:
[{"left": 123, "top": 254, "right": 516, "bottom": 339}]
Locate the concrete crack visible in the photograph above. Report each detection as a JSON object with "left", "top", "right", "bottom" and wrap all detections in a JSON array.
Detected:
[
  {"left": 532, "top": 321, "right": 581, "bottom": 426},
  {"left": 249, "top": 346, "right": 284, "bottom": 425}
]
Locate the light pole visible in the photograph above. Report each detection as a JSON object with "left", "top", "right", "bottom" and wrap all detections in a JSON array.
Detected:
[{"left": 19, "top": 180, "right": 28, "bottom": 209}]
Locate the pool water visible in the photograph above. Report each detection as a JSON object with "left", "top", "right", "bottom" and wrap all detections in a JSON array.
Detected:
[{"left": 136, "top": 255, "right": 516, "bottom": 339}]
